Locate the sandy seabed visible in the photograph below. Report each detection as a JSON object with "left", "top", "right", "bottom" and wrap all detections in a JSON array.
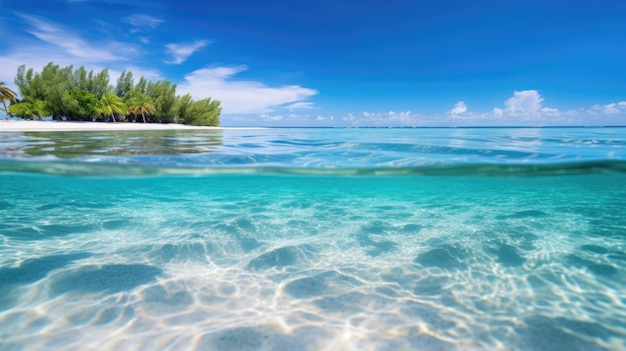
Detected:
[{"left": 0, "top": 120, "right": 232, "bottom": 132}]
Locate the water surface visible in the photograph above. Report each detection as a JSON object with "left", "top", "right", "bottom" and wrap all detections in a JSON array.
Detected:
[{"left": 1, "top": 127, "right": 625, "bottom": 350}]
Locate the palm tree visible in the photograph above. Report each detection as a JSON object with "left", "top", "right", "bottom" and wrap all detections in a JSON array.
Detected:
[
  {"left": 127, "top": 92, "right": 155, "bottom": 123},
  {"left": 0, "top": 82, "right": 18, "bottom": 120},
  {"left": 99, "top": 91, "right": 127, "bottom": 123}
]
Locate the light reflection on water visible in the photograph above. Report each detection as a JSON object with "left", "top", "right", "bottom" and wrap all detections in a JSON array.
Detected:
[
  {"left": 1, "top": 128, "right": 626, "bottom": 350},
  {"left": 1, "top": 173, "right": 625, "bottom": 350},
  {"left": 0, "top": 130, "right": 224, "bottom": 158}
]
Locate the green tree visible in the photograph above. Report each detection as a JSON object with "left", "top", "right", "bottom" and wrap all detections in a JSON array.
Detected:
[
  {"left": 15, "top": 65, "right": 34, "bottom": 102},
  {"left": 91, "top": 68, "right": 110, "bottom": 99},
  {"left": 33, "top": 100, "right": 51, "bottom": 119},
  {"left": 185, "top": 98, "right": 221, "bottom": 126},
  {"left": 8, "top": 100, "right": 51, "bottom": 120},
  {"left": 173, "top": 93, "right": 193, "bottom": 123},
  {"left": 12, "top": 62, "right": 221, "bottom": 125},
  {"left": 73, "top": 66, "right": 88, "bottom": 91},
  {"left": 0, "top": 82, "right": 18, "bottom": 119},
  {"left": 146, "top": 80, "right": 177, "bottom": 122},
  {"left": 127, "top": 92, "right": 155, "bottom": 123},
  {"left": 99, "top": 91, "right": 127, "bottom": 123},
  {"left": 134, "top": 77, "right": 147, "bottom": 94},
  {"left": 115, "top": 70, "right": 134, "bottom": 98},
  {"left": 61, "top": 89, "right": 99, "bottom": 120},
  {"left": 8, "top": 102, "right": 34, "bottom": 119}
]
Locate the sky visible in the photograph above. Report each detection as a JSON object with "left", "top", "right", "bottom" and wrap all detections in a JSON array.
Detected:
[{"left": 1, "top": 0, "right": 625, "bottom": 126}]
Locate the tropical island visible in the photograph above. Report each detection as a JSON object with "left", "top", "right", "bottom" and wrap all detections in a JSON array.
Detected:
[{"left": 0, "top": 62, "right": 221, "bottom": 126}]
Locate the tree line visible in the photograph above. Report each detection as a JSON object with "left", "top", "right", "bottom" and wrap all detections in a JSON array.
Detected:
[{"left": 1, "top": 62, "right": 221, "bottom": 126}]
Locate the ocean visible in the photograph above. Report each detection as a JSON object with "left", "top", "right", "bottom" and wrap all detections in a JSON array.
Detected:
[{"left": 0, "top": 127, "right": 625, "bottom": 350}]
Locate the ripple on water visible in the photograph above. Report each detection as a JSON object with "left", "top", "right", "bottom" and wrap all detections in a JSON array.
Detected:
[
  {"left": 565, "top": 254, "right": 618, "bottom": 277},
  {"left": 247, "top": 245, "right": 315, "bottom": 271},
  {"left": 414, "top": 244, "right": 469, "bottom": 271},
  {"left": 196, "top": 325, "right": 331, "bottom": 351},
  {"left": 486, "top": 242, "right": 526, "bottom": 267},
  {"left": 519, "top": 316, "right": 618, "bottom": 351},
  {"left": 0, "top": 253, "right": 92, "bottom": 310},
  {"left": 50, "top": 264, "right": 163, "bottom": 294},
  {"left": 495, "top": 209, "right": 549, "bottom": 220},
  {"left": 283, "top": 270, "right": 361, "bottom": 299},
  {"left": 579, "top": 244, "right": 609, "bottom": 254},
  {"left": 150, "top": 242, "right": 212, "bottom": 263}
]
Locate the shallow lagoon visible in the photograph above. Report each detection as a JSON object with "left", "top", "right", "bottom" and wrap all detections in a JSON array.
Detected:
[{"left": 1, "top": 128, "right": 625, "bottom": 350}]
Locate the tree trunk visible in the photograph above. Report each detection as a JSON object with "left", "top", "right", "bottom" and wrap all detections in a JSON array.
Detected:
[
  {"left": 2, "top": 100, "right": 8, "bottom": 120},
  {"left": 141, "top": 111, "right": 146, "bottom": 123},
  {"left": 110, "top": 112, "right": 116, "bottom": 123}
]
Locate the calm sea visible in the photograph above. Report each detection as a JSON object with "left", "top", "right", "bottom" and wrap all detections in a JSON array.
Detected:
[{"left": 1, "top": 127, "right": 625, "bottom": 350}]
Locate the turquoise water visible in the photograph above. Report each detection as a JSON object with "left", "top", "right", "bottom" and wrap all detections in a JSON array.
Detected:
[{"left": 1, "top": 127, "right": 625, "bottom": 350}]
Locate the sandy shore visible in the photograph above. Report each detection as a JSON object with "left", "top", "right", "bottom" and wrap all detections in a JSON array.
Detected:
[{"left": 0, "top": 120, "right": 231, "bottom": 132}]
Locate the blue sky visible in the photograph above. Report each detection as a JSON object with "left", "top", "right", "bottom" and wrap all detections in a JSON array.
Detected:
[{"left": 1, "top": 0, "right": 625, "bottom": 126}]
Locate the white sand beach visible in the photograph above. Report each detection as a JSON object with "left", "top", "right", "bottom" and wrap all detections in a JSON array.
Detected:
[{"left": 0, "top": 120, "right": 228, "bottom": 132}]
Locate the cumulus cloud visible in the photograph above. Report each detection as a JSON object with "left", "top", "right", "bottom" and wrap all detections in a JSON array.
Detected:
[
  {"left": 177, "top": 65, "right": 317, "bottom": 114},
  {"left": 344, "top": 110, "right": 419, "bottom": 126},
  {"left": 588, "top": 101, "right": 626, "bottom": 115},
  {"left": 493, "top": 90, "right": 544, "bottom": 117},
  {"left": 539, "top": 107, "right": 560, "bottom": 117},
  {"left": 603, "top": 103, "right": 621, "bottom": 114},
  {"left": 448, "top": 101, "right": 468, "bottom": 116},
  {"left": 165, "top": 40, "right": 210, "bottom": 64}
]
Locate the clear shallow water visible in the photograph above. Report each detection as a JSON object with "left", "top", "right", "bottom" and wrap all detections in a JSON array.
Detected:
[{"left": 0, "top": 127, "right": 625, "bottom": 350}]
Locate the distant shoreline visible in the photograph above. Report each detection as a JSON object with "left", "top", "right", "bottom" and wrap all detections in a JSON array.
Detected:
[
  {"left": 0, "top": 120, "right": 245, "bottom": 131},
  {"left": 1, "top": 120, "right": 625, "bottom": 131}
]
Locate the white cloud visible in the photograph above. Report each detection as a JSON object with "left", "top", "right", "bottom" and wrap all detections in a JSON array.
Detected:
[
  {"left": 177, "top": 65, "right": 317, "bottom": 114},
  {"left": 588, "top": 102, "right": 626, "bottom": 115},
  {"left": 260, "top": 114, "right": 284, "bottom": 121},
  {"left": 387, "top": 111, "right": 412, "bottom": 120},
  {"left": 165, "top": 40, "right": 210, "bottom": 64},
  {"left": 285, "top": 102, "right": 315, "bottom": 110},
  {"left": 493, "top": 90, "right": 543, "bottom": 117},
  {"left": 603, "top": 103, "right": 621, "bottom": 114},
  {"left": 123, "top": 14, "right": 163, "bottom": 30},
  {"left": 588, "top": 104, "right": 602, "bottom": 115},
  {"left": 340, "top": 110, "right": 421, "bottom": 126},
  {"left": 19, "top": 15, "right": 129, "bottom": 62},
  {"left": 540, "top": 107, "right": 560, "bottom": 116},
  {"left": 0, "top": 15, "right": 157, "bottom": 94},
  {"left": 448, "top": 101, "right": 467, "bottom": 116}
]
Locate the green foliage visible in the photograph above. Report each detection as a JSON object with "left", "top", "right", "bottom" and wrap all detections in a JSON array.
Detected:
[
  {"left": 185, "top": 98, "right": 221, "bottom": 126},
  {"left": 174, "top": 93, "right": 193, "bottom": 122},
  {"left": 99, "top": 91, "right": 127, "bottom": 122},
  {"left": 134, "top": 77, "right": 147, "bottom": 94},
  {"left": 146, "top": 80, "right": 177, "bottom": 122},
  {"left": 62, "top": 89, "right": 99, "bottom": 120},
  {"left": 8, "top": 100, "right": 50, "bottom": 119},
  {"left": 92, "top": 69, "right": 110, "bottom": 99},
  {"left": 12, "top": 62, "right": 221, "bottom": 125},
  {"left": 127, "top": 92, "right": 155, "bottom": 123},
  {"left": 8, "top": 102, "right": 34, "bottom": 118},
  {"left": 0, "top": 82, "right": 18, "bottom": 119},
  {"left": 115, "top": 70, "right": 134, "bottom": 98}
]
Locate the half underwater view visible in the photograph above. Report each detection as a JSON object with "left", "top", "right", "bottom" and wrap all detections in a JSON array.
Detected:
[{"left": 1, "top": 127, "right": 625, "bottom": 351}]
